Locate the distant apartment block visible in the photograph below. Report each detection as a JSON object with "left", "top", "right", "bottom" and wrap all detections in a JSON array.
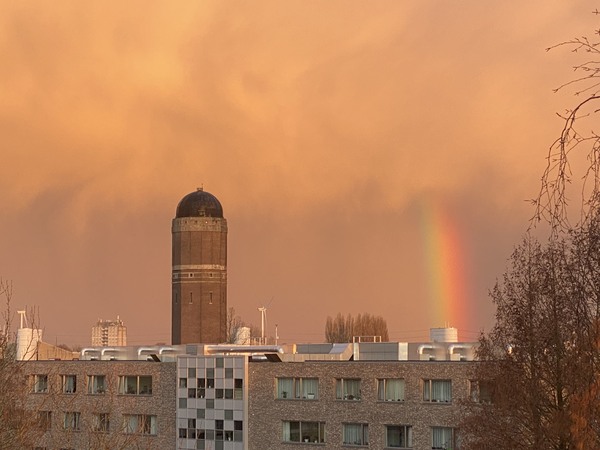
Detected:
[{"left": 91, "top": 316, "right": 127, "bottom": 347}]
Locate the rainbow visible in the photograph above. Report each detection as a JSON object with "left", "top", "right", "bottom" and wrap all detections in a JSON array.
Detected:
[{"left": 419, "top": 198, "right": 469, "bottom": 334}]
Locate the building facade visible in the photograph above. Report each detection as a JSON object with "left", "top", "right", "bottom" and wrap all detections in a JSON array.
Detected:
[
  {"left": 176, "top": 354, "right": 249, "bottom": 450},
  {"left": 248, "top": 359, "right": 469, "bottom": 450},
  {"left": 172, "top": 189, "right": 228, "bottom": 345},
  {"left": 91, "top": 317, "right": 127, "bottom": 347},
  {"left": 23, "top": 339, "right": 479, "bottom": 450},
  {"left": 25, "top": 360, "right": 176, "bottom": 450}
]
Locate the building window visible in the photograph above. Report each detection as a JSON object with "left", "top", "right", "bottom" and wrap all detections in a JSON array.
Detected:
[
  {"left": 63, "top": 412, "right": 81, "bottom": 431},
  {"left": 469, "top": 380, "right": 494, "bottom": 404},
  {"left": 431, "top": 427, "right": 455, "bottom": 449},
  {"left": 61, "top": 375, "right": 77, "bottom": 394},
  {"left": 276, "top": 377, "right": 318, "bottom": 399},
  {"left": 123, "top": 414, "right": 157, "bottom": 435},
  {"left": 234, "top": 378, "right": 243, "bottom": 399},
  {"left": 118, "top": 375, "right": 152, "bottom": 395},
  {"left": 32, "top": 374, "right": 48, "bottom": 393},
  {"left": 282, "top": 421, "right": 325, "bottom": 444},
  {"left": 39, "top": 411, "right": 52, "bottom": 431},
  {"left": 336, "top": 378, "right": 361, "bottom": 400},
  {"left": 92, "top": 413, "right": 110, "bottom": 432},
  {"left": 180, "top": 419, "right": 197, "bottom": 439},
  {"left": 343, "top": 423, "right": 369, "bottom": 446},
  {"left": 378, "top": 378, "right": 405, "bottom": 401},
  {"left": 423, "top": 379, "right": 452, "bottom": 403},
  {"left": 386, "top": 425, "right": 413, "bottom": 448},
  {"left": 87, "top": 375, "right": 106, "bottom": 394}
]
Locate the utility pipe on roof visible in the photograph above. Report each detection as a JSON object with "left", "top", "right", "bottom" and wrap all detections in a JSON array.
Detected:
[
  {"left": 204, "top": 345, "right": 284, "bottom": 354},
  {"left": 101, "top": 348, "right": 118, "bottom": 356},
  {"left": 159, "top": 347, "right": 176, "bottom": 354},
  {"left": 137, "top": 347, "right": 157, "bottom": 356},
  {"left": 418, "top": 344, "right": 434, "bottom": 355},
  {"left": 448, "top": 344, "right": 468, "bottom": 356},
  {"left": 80, "top": 348, "right": 100, "bottom": 358}
]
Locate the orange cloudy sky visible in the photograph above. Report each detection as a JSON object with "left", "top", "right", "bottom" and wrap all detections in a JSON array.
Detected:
[{"left": 0, "top": 1, "right": 595, "bottom": 345}]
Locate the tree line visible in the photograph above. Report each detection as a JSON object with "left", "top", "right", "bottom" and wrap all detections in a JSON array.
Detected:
[{"left": 325, "top": 312, "right": 389, "bottom": 343}]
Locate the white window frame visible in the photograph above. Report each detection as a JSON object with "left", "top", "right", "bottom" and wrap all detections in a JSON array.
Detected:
[
  {"left": 423, "top": 379, "right": 452, "bottom": 403},
  {"left": 377, "top": 378, "right": 405, "bottom": 401},
  {"left": 61, "top": 375, "right": 77, "bottom": 394},
  {"left": 87, "top": 374, "right": 106, "bottom": 394},
  {"left": 118, "top": 375, "right": 152, "bottom": 395},
  {"left": 282, "top": 421, "right": 325, "bottom": 444},
  {"left": 276, "top": 377, "right": 319, "bottom": 399},
  {"left": 335, "top": 378, "right": 361, "bottom": 400},
  {"left": 32, "top": 374, "right": 48, "bottom": 393}
]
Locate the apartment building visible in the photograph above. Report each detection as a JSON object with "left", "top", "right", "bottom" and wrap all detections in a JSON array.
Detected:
[
  {"left": 25, "top": 359, "right": 176, "bottom": 450},
  {"left": 91, "top": 317, "right": 127, "bottom": 347},
  {"left": 23, "top": 335, "right": 477, "bottom": 450}
]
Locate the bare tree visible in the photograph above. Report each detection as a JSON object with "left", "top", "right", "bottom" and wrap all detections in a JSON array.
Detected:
[
  {"left": 533, "top": 10, "right": 600, "bottom": 232},
  {"left": 0, "top": 279, "right": 40, "bottom": 448},
  {"left": 226, "top": 307, "right": 246, "bottom": 344},
  {"left": 463, "top": 12, "right": 600, "bottom": 449},
  {"left": 461, "top": 219, "right": 600, "bottom": 450},
  {"left": 325, "top": 312, "right": 389, "bottom": 343}
]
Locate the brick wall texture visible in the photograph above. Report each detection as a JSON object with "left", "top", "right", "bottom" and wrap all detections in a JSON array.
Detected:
[
  {"left": 248, "top": 360, "right": 473, "bottom": 450},
  {"left": 24, "top": 360, "right": 177, "bottom": 450}
]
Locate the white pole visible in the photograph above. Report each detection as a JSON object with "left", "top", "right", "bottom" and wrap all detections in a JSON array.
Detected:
[{"left": 258, "top": 307, "right": 266, "bottom": 345}]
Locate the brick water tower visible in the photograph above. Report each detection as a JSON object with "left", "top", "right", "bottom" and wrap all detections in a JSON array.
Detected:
[{"left": 172, "top": 188, "right": 227, "bottom": 344}]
